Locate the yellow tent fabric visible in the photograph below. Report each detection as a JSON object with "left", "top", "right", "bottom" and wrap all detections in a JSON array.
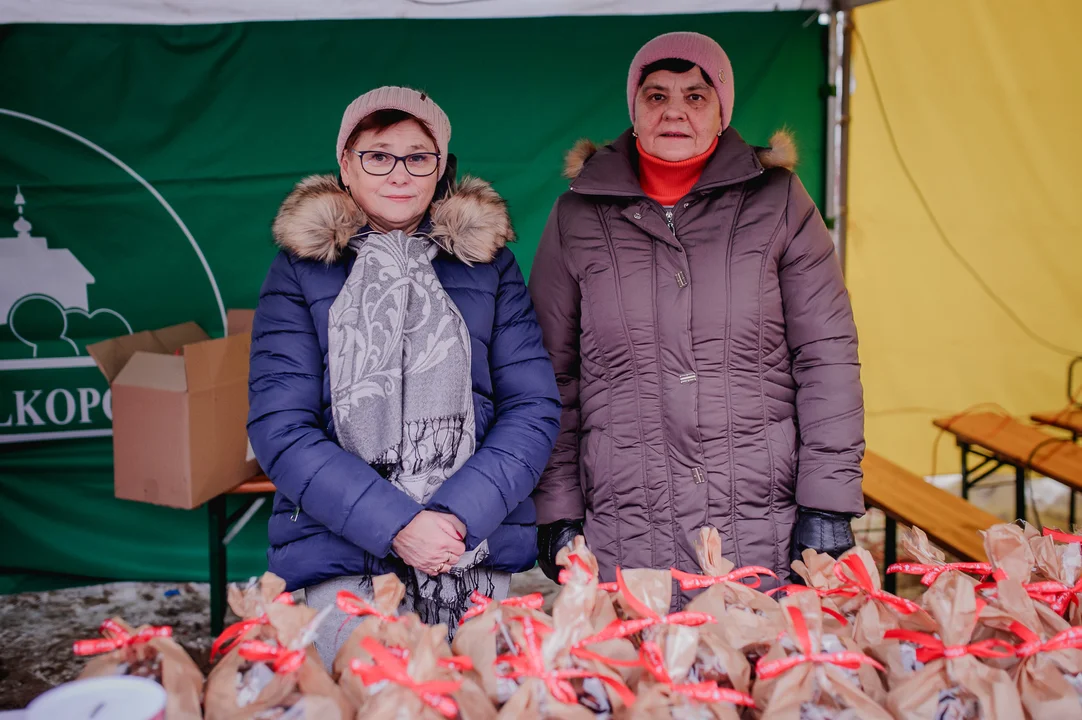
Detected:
[{"left": 848, "top": 0, "right": 1082, "bottom": 475}]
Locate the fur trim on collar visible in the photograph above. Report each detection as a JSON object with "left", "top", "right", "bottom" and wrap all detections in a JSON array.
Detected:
[
  {"left": 272, "top": 174, "right": 513, "bottom": 265},
  {"left": 756, "top": 130, "right": 797, "bottom": 172},
  {"left": 562, "top": 129, "right": 797, "bottom": 180}
]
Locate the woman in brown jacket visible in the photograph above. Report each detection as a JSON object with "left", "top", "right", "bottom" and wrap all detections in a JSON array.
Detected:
[{"left": 529, "top": 32, "right": 864, "bottom": 589}]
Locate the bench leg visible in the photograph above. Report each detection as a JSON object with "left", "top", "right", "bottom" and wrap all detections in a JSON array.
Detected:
[
  {"left": 1015, "top": 465, "right": 1027, "bottom": 523},
  {"left": 883, "top": 516, "right": 897, "bottom": 595},
  {"left": 1072, "top": 432, "right": 1080, "bottom": 530},
  {"left": 208, "top": 495, "right": 228, "bottom": 637},
  {"left": 960, "top": 443, "right": 970, "bottom": 500}
]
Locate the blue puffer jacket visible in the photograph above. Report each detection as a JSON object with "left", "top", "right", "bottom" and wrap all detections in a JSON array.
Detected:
[{"left": 248, "top": 174, "right": 560, "bottom": 591}]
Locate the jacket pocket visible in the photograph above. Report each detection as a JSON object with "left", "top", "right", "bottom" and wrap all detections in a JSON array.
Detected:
[{"left": 768, "top": 416, "right": 799, "bottom": 502}]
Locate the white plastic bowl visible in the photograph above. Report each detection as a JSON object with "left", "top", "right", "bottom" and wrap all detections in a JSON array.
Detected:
[{"left": 26, "top": 676, "right": 166, "bottom": 720}]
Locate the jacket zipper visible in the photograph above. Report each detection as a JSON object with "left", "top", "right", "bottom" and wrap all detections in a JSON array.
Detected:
[
  {"left": 664, "top": 209, "right": 675, "bottom": 236},
  {"left": 291, "top": 505, "right": 300, "bottom": 521}
]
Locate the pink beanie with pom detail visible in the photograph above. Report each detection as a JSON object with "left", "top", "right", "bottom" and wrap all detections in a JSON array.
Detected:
[
  {"left": 336, "top": 85, "right": 452, "bottom": 179},
  {"left": 627, "top": 32, "right": 735, "bottom": 130}
]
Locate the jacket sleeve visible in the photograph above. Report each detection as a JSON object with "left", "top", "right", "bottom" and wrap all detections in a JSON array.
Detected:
[
  {"left": 778, "top": 175, "right": 865, "bottom": 516},
  {"left": 426, "top": 248, "right": 561, "bottom": 550},
  {"left": 247, "top": 252, "right": 424, "bottom": 558},
  {"left": 527, "top": 201, "right": 587, "bottom": 524}
]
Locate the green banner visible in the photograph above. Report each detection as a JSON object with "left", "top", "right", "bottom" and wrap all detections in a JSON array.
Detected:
[{"left": 0, "top": 12, "right": 826, "bottom": 592}]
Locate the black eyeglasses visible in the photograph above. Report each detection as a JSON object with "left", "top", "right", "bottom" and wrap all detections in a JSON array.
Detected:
[{"left": 348, "top": 149, "right": 441, "bottom": 177}]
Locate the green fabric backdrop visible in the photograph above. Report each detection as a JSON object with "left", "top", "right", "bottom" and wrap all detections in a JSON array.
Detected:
[{"left": 0, "top": 12, "right": 826, "bottom": 593}]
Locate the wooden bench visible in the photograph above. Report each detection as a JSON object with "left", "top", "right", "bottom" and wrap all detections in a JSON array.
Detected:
[
  {"left": 862, "top": 451, "right": 998, "bottom": 593},
  {"left": 933, "top": 412, "right": 1082, "bottom": 528},
  {"left": 207, "top": 475, "right": 275, "bottom": 635},
  {"left": 1032, "top": 409, "right": 1082, "bottom": 440},
  {"left": 1031, "top": 408, "right": 1082, "bottom": 526}
]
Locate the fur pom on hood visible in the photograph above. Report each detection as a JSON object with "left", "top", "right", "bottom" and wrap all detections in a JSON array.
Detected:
[
  {"left": 272, "top": 175, "right": 513, "bottom": 265},
  {"left": 563, "top": 129, "right": 799, "bottom": 180}
]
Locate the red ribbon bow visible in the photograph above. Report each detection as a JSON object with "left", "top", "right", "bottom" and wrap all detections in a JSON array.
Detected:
[
  {"left": 498, "top": 615, "right": 637, "bottom": 708},
  {"left": 1022, "top": 579, "right": 1082, "bottom": 614},
  {"left": 210, "top": 591, "right": 294, "bottom": 661},
  {"left": 350, "top": 638, "right": 462, "bottom": 719},
  {"left": 881, "top": 630, "right": 1015, "bottom": 664},
  {"left": 557, "top": 554, "right": 618, "bottom": 592},
  {"left": 237, "top": 640, "right": 307, "bottom": 674},
  {"left": 458, "top": 589, "right": 545, "bottom": 625},
  {"left": 886, "top": 562, "right": 994, "bottom": 587},
  {"left": 73, "top": 619, "right": 173, "bottom": 656},
  {"left": 974, "top": 568, "right": 1082, "bottom": 616},
  {"left": 573, "top": 567, "right": 716, "bottom": 649},
  {"left": 755, "top": 606, "right": 883, "bottom": 680},
  {"left": 764, "top": 585, "right": 850, "bottom": 626},
  {"left": 640, "top": 641, "right": 756, "bottom": 708},
  {"left": 670, "top": 565, "right": 778, "bottom": 591},
  {"left": 1011, "top": 623, "right": 1082, "bottom": 658},
  {"left": 336, "top": 589, "right": 405, "bottom": 624},
  {"left": 829, "top": 555, "right": 922, "bottom": 615},
  {"left": 1043, "top": 527, "right": 1082, "bottom": 544}
]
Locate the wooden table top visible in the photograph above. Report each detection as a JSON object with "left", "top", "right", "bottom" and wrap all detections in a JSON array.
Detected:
[
  {"left": 934, "top": 412, "right": 1082, "bottom": 492},
  {"left": 1031, "top": 408, "right": 1082, "bottom": 436}
]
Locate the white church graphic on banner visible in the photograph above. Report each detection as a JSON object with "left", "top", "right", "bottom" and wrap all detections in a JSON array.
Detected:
[
  {"left": 0, "top": 187, "right": 132, "bottom": 359},
  {"left": 0, "top": 186, "right": 95, "bottom": 324}
]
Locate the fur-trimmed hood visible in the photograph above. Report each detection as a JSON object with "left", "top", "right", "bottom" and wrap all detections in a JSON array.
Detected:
[
  {"left": 563, "top": 128, "right": 798, "bottom": 181},
  {"left": 272, "top": 175, "right": 513, "bottom": 265}
]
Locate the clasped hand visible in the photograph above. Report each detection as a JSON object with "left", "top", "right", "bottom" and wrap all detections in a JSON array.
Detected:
[{"left": 392, "top": 510, "right": 468, "bottom": 576}]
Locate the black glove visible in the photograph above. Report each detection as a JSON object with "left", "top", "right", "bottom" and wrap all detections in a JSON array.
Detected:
[
  {"left": 789, "top": 507, "right": 856, "bottom": 568},
  {"left": 537, "top": 519, "right": 584, "bottom": 583}
]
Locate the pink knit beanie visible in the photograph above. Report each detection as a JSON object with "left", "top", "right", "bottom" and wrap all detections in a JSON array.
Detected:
[
  {"left": 336, "top": 86, "right": 452, "bottom": 179},
  {"left": 627, "top": 32, "right": 735, "bottom": 131}
]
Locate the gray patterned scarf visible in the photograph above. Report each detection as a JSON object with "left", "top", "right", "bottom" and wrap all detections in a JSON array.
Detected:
[{"left": 327, "top": 229, "right": 493, "bottom": 624}]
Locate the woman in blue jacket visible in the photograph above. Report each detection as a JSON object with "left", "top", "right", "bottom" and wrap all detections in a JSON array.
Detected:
[{"left": 248, "top": 86, "right": 560, "bottom": 661}]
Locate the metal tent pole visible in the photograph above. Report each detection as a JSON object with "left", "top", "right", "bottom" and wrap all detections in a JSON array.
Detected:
[{"left": 826, "top": 5, "right": 853, "bottom": 275}]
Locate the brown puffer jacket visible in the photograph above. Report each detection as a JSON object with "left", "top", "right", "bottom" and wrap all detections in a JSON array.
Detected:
[{"left": 528, "top": 127, "right": 864, "bottom": 584}]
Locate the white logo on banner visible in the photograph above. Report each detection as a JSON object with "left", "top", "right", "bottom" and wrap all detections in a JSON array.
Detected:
[
  {"left": 1, "top": 187, "right": 134, "bottom": 357},
  {"left": 0, "top": 108, "right": 226, "bottom": 443}
]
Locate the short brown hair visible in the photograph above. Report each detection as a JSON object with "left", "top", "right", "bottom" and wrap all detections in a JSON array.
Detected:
[{"left": 343, "top": 109, "right": 437, "bottom": 154}]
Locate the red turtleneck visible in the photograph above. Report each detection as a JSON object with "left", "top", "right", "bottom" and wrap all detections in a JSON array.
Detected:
[{"left": 636, "top": 137, "right": 718, "bottom": 206}]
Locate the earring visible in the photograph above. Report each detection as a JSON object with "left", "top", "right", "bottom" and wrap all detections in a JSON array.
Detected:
[
  {"left": 632, "top": 131, "right": 638, "bottom": 138},
  {"left": 717, "top": 130, "right": 723, "bottom": 136}
]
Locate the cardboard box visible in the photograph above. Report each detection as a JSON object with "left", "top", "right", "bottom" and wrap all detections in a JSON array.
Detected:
[{"left": 88, "top": 310, "right": 259, "bottom": 509}]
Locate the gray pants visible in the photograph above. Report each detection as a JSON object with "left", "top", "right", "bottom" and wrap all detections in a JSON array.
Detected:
[{"left": 304, "top": 571, "right": 512, "bottom": 669}]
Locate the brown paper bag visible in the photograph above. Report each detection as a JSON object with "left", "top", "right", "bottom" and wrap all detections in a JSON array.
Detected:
[
  {"left": 350, "top": 626, "right": 496, "bottom": 720},
  {"left": 620, "top": 635, "right": 754, "bottom": 720},
  {"left": 77, "top": 618, "right": 204, "bottom": 720},
  {"left": 971, "top": 573, "right": 1082, "bottom": 718},
  {"left": 751, "top": 591, "right": 889, "bottom": 719},
  {"left": 683, "top": 590, "right": 782, "bottom": 677},
  {"left": 497, "top": 614, "right": 636, "bottom": 718},
  {"left": 983, "top": 523, "right": 1037, "bottom": 583},
  {"left": 210, "top": 572, "right": 294, "bottom": 663},
  {"left": 453, "top": 586, "right": 551, "bottom": 704},
  {"left": 885, "top": 572, "right": 1025, "bottom": 720},
  {"left": 888, "top": 526, "right": 993, "bottom": 589},
  {"left": 549, "top": 539, "right": 641, "bottom": 683},
  {"left": 680, "top": 531, "right": 785, "bottom": 676},
  {"left": 640, "top": 626, "right": 755, "bottom": 720},
  {"left": 826, "top": 549, "right": 938, "bottom": 654},
  {"left": 203, "top": 600, "right": 351, "bottom": 720},
  {"left": 331, "top": 574, "right": 426, "bottom": 706},
  {"left": 1028, "top": 527, "right": 1082, "bottom": 626}
]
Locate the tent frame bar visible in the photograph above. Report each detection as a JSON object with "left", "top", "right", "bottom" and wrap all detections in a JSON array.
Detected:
[{"left": 826, "top": 4, "right": 854, "bottom": 274}]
